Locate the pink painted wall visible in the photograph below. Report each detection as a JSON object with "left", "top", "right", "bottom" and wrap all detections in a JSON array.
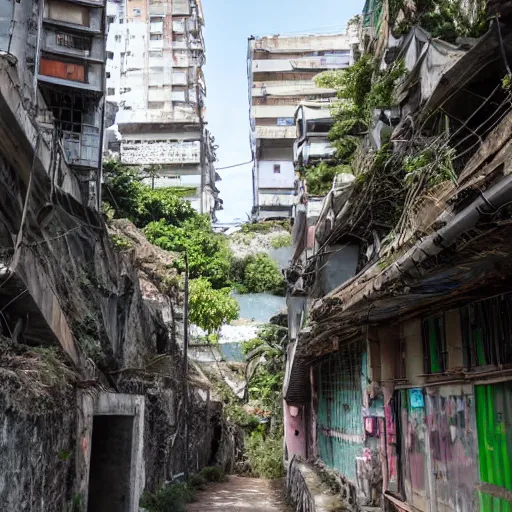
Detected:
[{"left": 284, "top": 402, "right": 307, "bottom": 459}]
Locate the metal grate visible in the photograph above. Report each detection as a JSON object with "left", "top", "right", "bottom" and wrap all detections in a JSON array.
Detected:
[{"left": 314, "top": 341, "right": 363, "bottom": 482}]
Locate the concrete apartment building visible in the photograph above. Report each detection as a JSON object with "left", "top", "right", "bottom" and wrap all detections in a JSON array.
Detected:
[
  {"left": 248, "top": 32, "right": 357, "bottom": 220},
  {"left": 105, "top": 0, "right": 222, "bottom": 219}
]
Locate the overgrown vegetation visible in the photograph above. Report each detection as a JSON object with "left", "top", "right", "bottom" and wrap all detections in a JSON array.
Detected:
[
  {"left": 303, "top": 162, "right": 353, "bottom": 195},
  {"left": 270, "top": 233, "right": 292, "bottom": 249},
  {"left": 245, "top": 432, "right": 284, "bottom": 479},
  {"left": 316, "top": 56, "right": 406, "bottom": 161},
  {"left": 102, "top": 161, "right": 240, "bottom": 332},
  {"left": 140, "top": 467, "right": 227, "bottom": 512},
  {"left": 389, "top": 0, "right": 488, "bottom": 42},
  {"left": 145, "top": 216, "right": 232, "bottom": 289},
  {"left": 239, "top": 324, "right": 286, "bottom": 479},
  {"left": 103, "top": 161, "right": 196, "bottom": 228},
  {"left": 241, "top": 220, "right": 291, "bottom": 234},
  {"left": 231, "top": 253, "right": 285, "bottom": 295},
  {"left": 189, "top": 278, "right": 239, "bottom": 338}
]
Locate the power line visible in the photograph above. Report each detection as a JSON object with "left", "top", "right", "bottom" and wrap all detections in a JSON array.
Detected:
[{"left": 216, "top": 159, "right": 253, "bottom": 170}]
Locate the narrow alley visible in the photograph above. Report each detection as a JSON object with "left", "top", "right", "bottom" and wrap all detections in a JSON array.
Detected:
[{"left": 187, "top": 477, "right": 290, "bottom": 512}]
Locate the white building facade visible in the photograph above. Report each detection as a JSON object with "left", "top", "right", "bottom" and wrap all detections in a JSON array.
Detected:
[
  {"left": 105, "top": 0, "right": 221, "bottom": 219},
  {"left": 248, "top": 32, "right": 357, "bottom": 220}
]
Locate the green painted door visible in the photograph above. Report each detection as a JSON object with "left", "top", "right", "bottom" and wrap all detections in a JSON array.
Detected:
[{"left": 475, "top": 381, "right": 512, "bottom": 512}]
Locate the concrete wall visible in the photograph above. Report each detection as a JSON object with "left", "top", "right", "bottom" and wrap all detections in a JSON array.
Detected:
[
  {"left": 258, "top": 160, "right": 295, "bottom": 189},
  {"left": 318, "top": 244, "right": 359, "bottom": 296},
  {"left": 284, "top": 403, "right": 307, "bottom": 459}
]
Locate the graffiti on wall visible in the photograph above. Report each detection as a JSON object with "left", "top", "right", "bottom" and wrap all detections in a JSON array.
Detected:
[{"left": 426, "top": 385, "right": 478, "bottom": 512}]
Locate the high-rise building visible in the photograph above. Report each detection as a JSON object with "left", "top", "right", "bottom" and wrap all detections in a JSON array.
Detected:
[
  {"left": 105, "top": 0, "right": 221, "bottom": 219},
  {"left": 36, "top": 0, "right": 108, "bottom": 208},
  {"left": 248, "top": 32, "right": 357, "bottom": 220}
]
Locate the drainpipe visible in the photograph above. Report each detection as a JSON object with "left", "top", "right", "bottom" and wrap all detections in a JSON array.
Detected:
[{"left": 334, "top": 175, "right": 512, "bottom": 313}]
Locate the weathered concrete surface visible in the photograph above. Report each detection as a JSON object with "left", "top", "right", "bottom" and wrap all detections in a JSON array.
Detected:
[
  {"left": 287, "top": 458, "right": 348, "bottom": 512},
  {"left": 187, "top": 476, "right": 291, "bottom": 512}
]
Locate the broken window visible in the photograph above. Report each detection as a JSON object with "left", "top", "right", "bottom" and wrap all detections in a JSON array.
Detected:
[
  {"left": 132, "top": 8, "right": 141, "bottom": 15},
  {"left": 150, "top": 34, "right": 162, "bottom": 40},
  {"left": 56, "top": 32, "right": 90, "bottom": 51},
  {"left": 273, "top": 164, "right": 281, "bottom": 174},
  {"left": 460, "top": 292, "right": 512, "bottom": 369},
  {"left": 422, "top": 315, "right": 447, "bottom": 374},
  {"left": 115, "top": 34, "right": 122, "bottom": 42},
  {"left": 41, "top": 90, "right": 100, "bottom": 167}
]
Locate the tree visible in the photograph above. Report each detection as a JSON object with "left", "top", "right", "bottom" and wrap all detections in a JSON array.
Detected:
[
  {"left": 102, "top": 161, "right": 196, "bottom": 228},
  {"left": 189, "top": 278, "right": 239, "bottom": 337},
  {"left": 145, "top": 216, "right": 232, "bottom": 289}
]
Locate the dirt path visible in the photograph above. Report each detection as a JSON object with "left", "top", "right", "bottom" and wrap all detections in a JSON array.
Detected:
[{"left": 187, "top": 475, "right": 291, "bottom": 512}]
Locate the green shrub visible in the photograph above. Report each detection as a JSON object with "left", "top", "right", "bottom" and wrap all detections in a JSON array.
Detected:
[
  {"left": 246, "top": 434, "right": 284, "bottom": 479},
  {"left": 145, "top": 216, "right": 232, "bottom": 289},
  {"left": 140, "top": 483, "right": 197, "bottom": 512},
  {"left": 188, "top": 473, "right": 208, "bottom": 490},
  {"left": 243, "top": 254, "right": 285, "bottom": 295},
  {"left": 189, "top": 278, "right": 239, "bottom": 335},
  {"left": 103, "top": 161, "right": 196, "bottom": 229},
  {"left": 199, "top": 466, "right": 228, "bottom": 483},
  {"left": 224, "top": 403, "right": 261, "bottom": 432},
  {"left": 271, "top": 234, "right": 292, "bottom": 249}
]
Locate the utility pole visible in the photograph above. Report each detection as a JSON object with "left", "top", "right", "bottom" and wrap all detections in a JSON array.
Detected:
[{"left": 183, "top": 251, "right": 190, "bottom": 479}]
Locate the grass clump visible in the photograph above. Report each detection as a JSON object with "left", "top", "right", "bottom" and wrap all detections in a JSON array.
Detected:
[
  {"left": 109, "top": 234, "right": 133, "bottom": 251},
  {"left": 140, "top": 483, "right": 196, "bottom": 512},
  {"left": 140, "top": 467, "right": 227, "bottom": 511}
]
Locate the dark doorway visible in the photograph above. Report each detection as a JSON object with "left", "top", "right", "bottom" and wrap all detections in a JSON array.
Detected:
[{"left": 87, "top": 415, "right": 134, "bottom": 512}]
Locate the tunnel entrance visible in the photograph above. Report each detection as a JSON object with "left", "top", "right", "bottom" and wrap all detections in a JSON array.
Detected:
[{"left": 87, "top": 415, "right": 134, "bottom": 512}]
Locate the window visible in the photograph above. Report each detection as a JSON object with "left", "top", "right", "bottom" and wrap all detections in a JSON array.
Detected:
[
  {"left": 172, "top": 90, "right": 186, "bottom": 102},
  {"left": 148, "top": 101, "right": 164, "bottom": 109},
  {"left": 150, "top": 34, "right": 162, "bottom": 40},
  {"left": 132, "top": 8, "right": 141, "bottom": 15},
  {"left": 422, "top": 315, "right": 447, "bottom": 374},
  {"left": 56, "top": 32, "right": 91, "bottom": 51},
  {"left": 107, "top": 51, "right": 114, "bottom": 60},
  {"left": 107, "top": 87, "right": 115, "bottom": 95},
  {"left": 460, "top": 292, "right": 512, "bottom": 368},
  {"left": 115, "top": 34, "right": 122, "bottom": 42},
  {"left": 273, "top": 164, "right": 281, "bottom": 174}
]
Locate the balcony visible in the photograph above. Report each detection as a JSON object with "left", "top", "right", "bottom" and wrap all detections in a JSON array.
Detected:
[
  {"left": 38, "top": 57, "right": 104, "bottom": 93},
  {"left": 43, "top": 0, "right": 104, "bottom": 33},
  {"left": 42, "top": 27, "right": 105, "bottom": 62}
]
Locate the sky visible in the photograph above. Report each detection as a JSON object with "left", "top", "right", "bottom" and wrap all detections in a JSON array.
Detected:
[{"left": 201, "top": 0, "right": 362, "bottom": 223}]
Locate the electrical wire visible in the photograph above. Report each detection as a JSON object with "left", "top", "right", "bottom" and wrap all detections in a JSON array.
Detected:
[{"left": 216, "top": 160, "right": 253, "bottom": 171}]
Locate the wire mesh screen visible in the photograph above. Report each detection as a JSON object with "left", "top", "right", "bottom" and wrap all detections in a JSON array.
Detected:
[{"left": 314, "top": 342, "right": 364, "bottom": 482}]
